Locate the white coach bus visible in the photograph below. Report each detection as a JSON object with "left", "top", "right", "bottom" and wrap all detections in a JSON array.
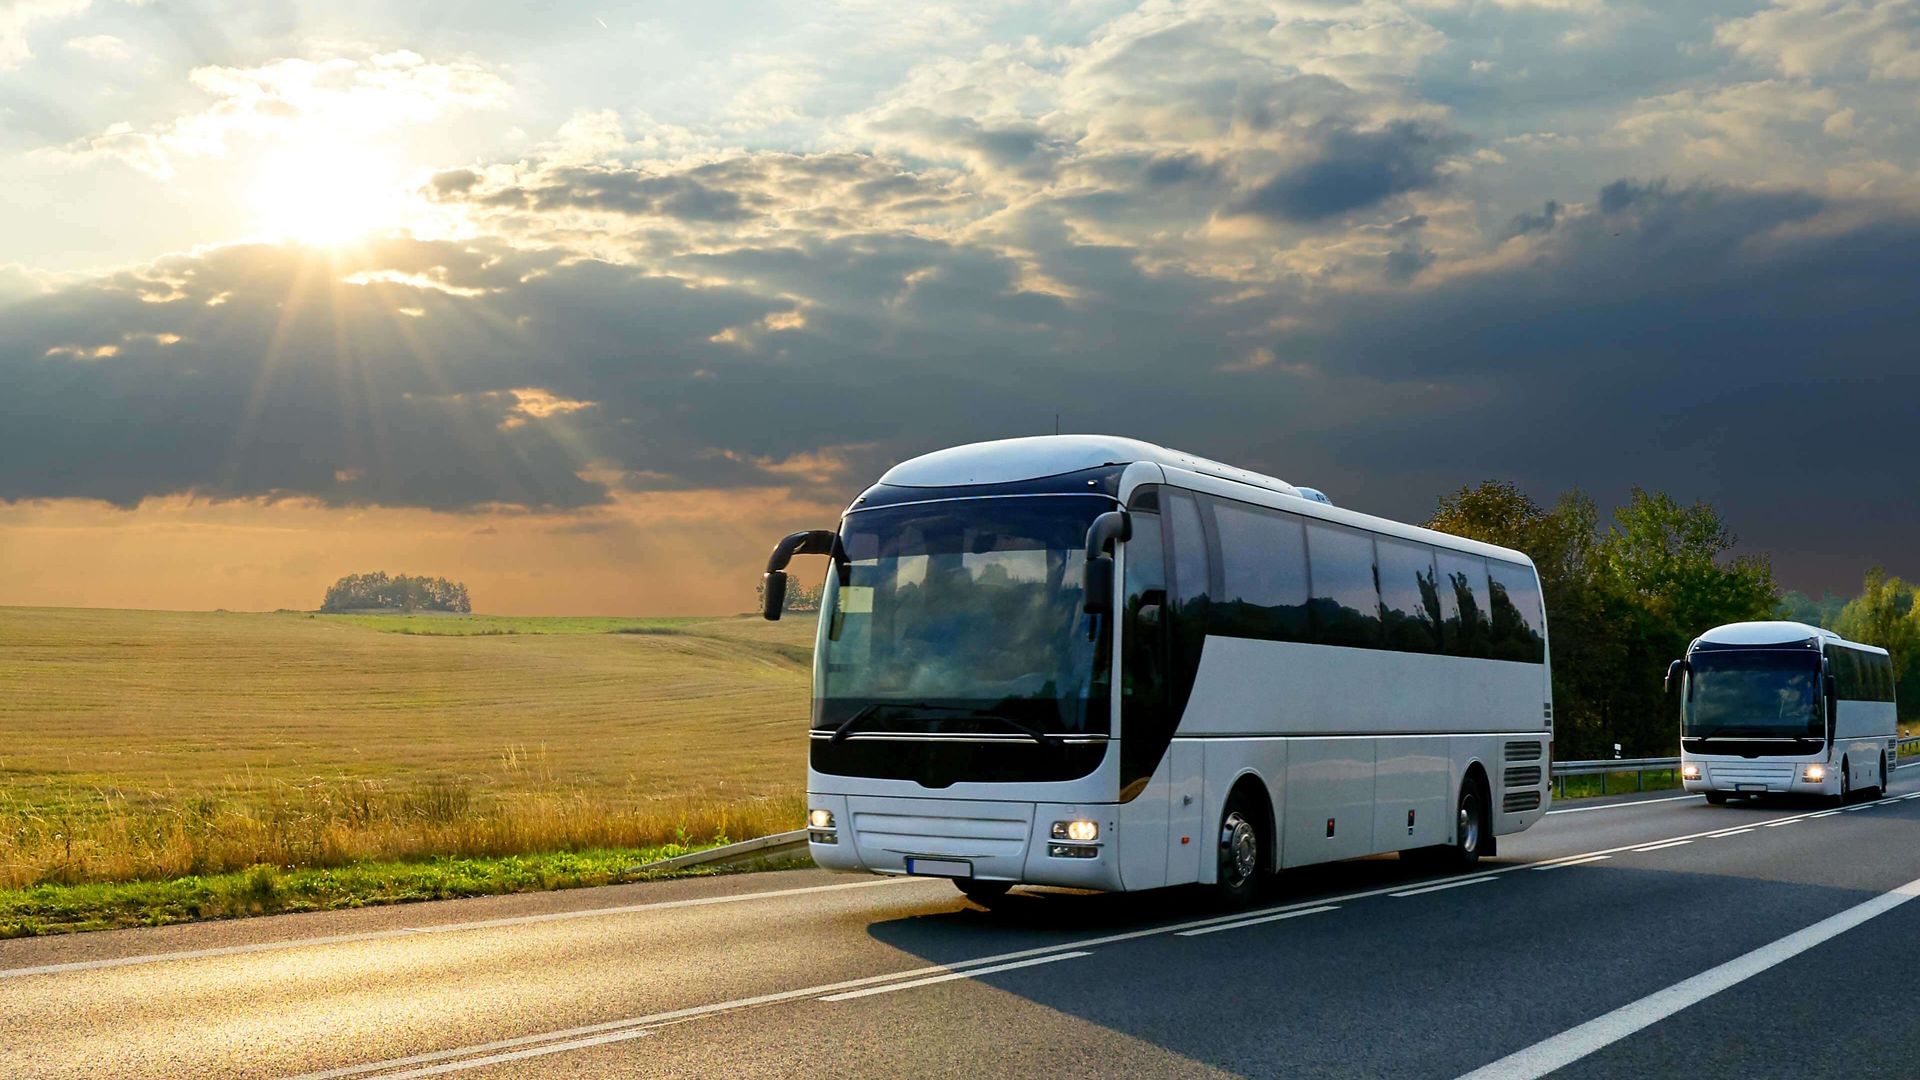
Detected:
[
  {"left": 1670, "top": 622, "right": 1898, "bottom": 805},
  {"left": 763, "top": 436, "right": 1554, "bottom": 904}
]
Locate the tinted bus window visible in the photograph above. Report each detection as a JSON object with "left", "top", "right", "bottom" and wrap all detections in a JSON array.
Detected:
[
  {"left": 1377, "top": 538, "right": 1440, "bottom": 654},
  {"left": 1829, "top": 647, "right": 1859, "bottom": 701},
  {"left": 1121, "top": 502, "right": 1172, "bottom": 797},
  {"left": 1487, "top": 559, "right": 1547, "bottom": 663},
  {"left": 1164, "top": 491, "right": 1212, "bottom": 718},
  {"left": 1210, "top": 498, "right": 1309, "bottom": 642},
  {"left": 1437, "top": 551, "right": 1491, "bottom": 658},
  {"left": 1306, "top": 521, "right": 1381, "bottom": 649}
]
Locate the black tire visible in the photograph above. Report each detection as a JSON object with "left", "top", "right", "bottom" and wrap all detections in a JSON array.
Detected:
[
  {"left": 956, "top": 880, "right": 1012, "bottom": 906},
  {"left": 1834, "top": 758, "right": 1852, "bottom": 807},
  {"left": 1704, "top": 792, "right": 1728, "bottom": 806},
  {"left": 1874, "top": 753, "right": 1889, "bottom": 799},
  {"left": 1215, "top": 797, "right": 1265, "bottom": 908},
  {"left": 1442, "top": 775, "right": 1489, "bottom": 868}
]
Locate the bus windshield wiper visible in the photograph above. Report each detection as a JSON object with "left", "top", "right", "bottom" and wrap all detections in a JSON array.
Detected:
[{"left": 830, "top": 702, "right": 1061, "bottom": 749}]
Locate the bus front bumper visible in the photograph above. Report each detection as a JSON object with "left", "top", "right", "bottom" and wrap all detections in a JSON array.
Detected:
[
  {"left": 1682, "top": 761, "right": 1833, "bottom": 796},
  {"left": 805, "top": 792, "right": 1123, "bottom": 891}
]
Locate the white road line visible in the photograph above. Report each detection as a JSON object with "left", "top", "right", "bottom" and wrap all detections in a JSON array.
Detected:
[
  {"left": 1762, "top": 819, "right": 1800, "bottom": 828},
  {"left": 1708, "top": 828, "right": 1755, "bottom": 838},
  {"left": 0, "top": 877, "right": 923, "bottom": 981},
  {"left": 819, "top": 951, "right": 1092, "bottom": 1002},
  {"left": 1546, "top": 794, "right": 1702, "bottom": 815},
  {"left": 1176, "top": 905, "right": 1340, "bottom": 938},
  {"left": 1454, "top": 874, "right": 1920, "bottom": 1080},
  {"left": 1531, "top": 854, "right": 1610, "bottom": 871},
  {"left": 1811, "top": 809, "right": 1842, "bottom": 817},
  {"left": 1633, "top": 840, "right": 1693, "bottom": 853},
  {"left": 1391, "top": 877, "right": 1495, "bottom": 898},
  {"left": 376, "top": 1028, "right": 658, "bottom": 1079}
]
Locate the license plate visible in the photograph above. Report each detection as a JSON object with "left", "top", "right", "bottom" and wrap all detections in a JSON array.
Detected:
[
  {"left": 1735, "top": 783, "right": 1766, "bottom": 792},
  {"left": 904, "top": 857, "right": 972, "bottom": 878}
]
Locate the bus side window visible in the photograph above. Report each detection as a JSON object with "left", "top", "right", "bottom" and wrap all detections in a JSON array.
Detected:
[
  {"left": 1210, "top": 499, "right": 1308, "bottom": 642},
  {"left": 1163, "top": 492, "right": 1213, "bottom": 722},
  {"left": 1487, "top": 559, "right": 1546, "bottom": 663},
  {"left": 1120, "top": 500, "right": 1170, "bottom": 795},
  {"left": 1437, "top": 551, "right": 1491, "bottom": 659},
  {"left": 1377, "top": 538, "right": 1440, "bottom": 654},
  {"left": 1305, "top": 521, "right": 1380, "bottom": 649}
]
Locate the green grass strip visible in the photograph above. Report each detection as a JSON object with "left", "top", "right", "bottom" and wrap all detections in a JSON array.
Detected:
[{"left": 0, "top": 842, "right": 803, "bottom": 938}]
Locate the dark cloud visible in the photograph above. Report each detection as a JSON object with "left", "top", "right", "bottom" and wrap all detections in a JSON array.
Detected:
[
  {"left": 3, "top": 164, "right": 1916, "bottom": 594},
  {"left": 1234, "top": 121, "right": 1466, "bottom": 223},
  {"left": 1503, "top": 199, "right": 1559, "bottom": 237}
]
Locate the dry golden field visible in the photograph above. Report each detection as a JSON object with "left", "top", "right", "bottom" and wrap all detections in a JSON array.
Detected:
[{"left": 0, "top": 606, "right": 819, "bottom": 888}]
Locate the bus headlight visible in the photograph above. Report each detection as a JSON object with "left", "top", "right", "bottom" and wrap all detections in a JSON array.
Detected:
[
  {"left": 1051, "top": 819, "right": 1099, "bottom": 842},
  {"left": 808, "top": 808, "right": 838, "bottom": 844},
  {"left": 1803, "top": 764, "right": 1826, "bottom": 782},
  {"left": 1681, "top": 763, "right": 1700, "bottom": 780}
]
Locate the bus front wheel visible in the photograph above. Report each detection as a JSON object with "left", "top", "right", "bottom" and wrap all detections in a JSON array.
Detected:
[
  {"left": 1704, "top": 793, "right": 1728, "bottom": 805},
  {"left": 1833, "top": 759, "right": 1851, "bottom": 807}
]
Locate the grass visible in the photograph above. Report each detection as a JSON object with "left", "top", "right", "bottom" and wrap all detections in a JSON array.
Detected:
[
  {"left": 1553, "top": 768, "right": 1681, "bottom": 800},
  {"left": 0, "top": 841, "right": 808, "bottom": 937},
  {"left": 0, "top": 606, "right": 818, "bottom": 903}
]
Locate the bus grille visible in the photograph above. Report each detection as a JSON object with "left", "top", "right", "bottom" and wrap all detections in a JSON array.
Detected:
[
  {"left": 1503, "top": 791, "right": 1542, "bottom": 813},
  {"left": 1504, "top": 765, "right": 1542, "bottom": 788},
  {"left": 1504, "top": 741, "right": 1543, "bottom": 762}
]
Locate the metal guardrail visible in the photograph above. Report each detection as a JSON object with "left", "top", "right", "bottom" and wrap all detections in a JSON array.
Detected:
[
  {"left": 1556, "top": 737, "right": 1920, "bottom": 797},
  {"left": 627, "top": 828, "right": 808, "bottom": 875},
  {"left": 1553, "top": 757, "right": 1680, "bottom": 797}
]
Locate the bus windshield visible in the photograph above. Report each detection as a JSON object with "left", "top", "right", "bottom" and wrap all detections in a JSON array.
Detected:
[
  {"left": 814, "top": 495, "right": 1110, "bottom": 737},
  {"left": 1684, "top": 649, "right": 1823, "bottom": 739}
]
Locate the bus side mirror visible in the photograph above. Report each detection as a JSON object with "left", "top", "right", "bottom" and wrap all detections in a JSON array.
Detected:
[
  {"left": 1665, "top": 659, "right": 1687, "bottom": 694},
  {"left": 1081, "top": 511, "right": 1132, "bottom": 616},
  {"left": 761, "top": 572, "right": 789, "bottom": 621},
  {"left": 763, "top": 529, "right": 841, "bottom": 621}
]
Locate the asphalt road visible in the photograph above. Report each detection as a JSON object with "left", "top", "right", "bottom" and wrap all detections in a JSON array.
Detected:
[{"left": 6, "top": 770, "right": 1920, "bottom": 1080}]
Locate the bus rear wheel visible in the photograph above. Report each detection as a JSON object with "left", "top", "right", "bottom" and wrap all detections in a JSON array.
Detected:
[
  {"left": 956, "top": 880, "right": 1012, "bottom": 906},
  {"left": 1873, "top": 753, "right": 1889, "bottom": 799},
  {"left": 1215, "top": 802, "right": 1264, "bottom": 908},
  {"left": 1444, "top": 778, "right": 1488, "bottom": 868}
]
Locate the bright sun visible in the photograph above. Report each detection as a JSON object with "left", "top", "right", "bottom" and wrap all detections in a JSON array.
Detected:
[{"left": 248, "top": 139, "right": 410, "bottom": 247}]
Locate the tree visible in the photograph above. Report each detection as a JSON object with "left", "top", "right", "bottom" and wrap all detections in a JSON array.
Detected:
[
  {"left": 1599, "top": 488, "right": 1777, "bottom": 635},
  {"left": 755, "top": 577, "right": 823, "bottom": 614},
  {"left": 1834, "top": 568, "right": 1920, "bottom": 719},
  {"left": 1428, "top": 481, "right": 1779, "bottom": 758},
  {"left": 321, "top": 572, "right": 473, "bottom": 613}
]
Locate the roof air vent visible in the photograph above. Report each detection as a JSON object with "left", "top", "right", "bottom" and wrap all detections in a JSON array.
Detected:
[{"left": 1295, "top": 487, "right": 1332, "bottom": 505}]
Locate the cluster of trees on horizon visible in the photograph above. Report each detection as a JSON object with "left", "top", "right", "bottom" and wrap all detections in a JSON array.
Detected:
[
  {"left": 756, "top": 577, "right": 823, "bottom": 614},
  {"left": 320, "top": 572, "right": 472, "bottom": 614},
  {"left": 1427, "top": 482, "right": 1913, "bottom": 759}
]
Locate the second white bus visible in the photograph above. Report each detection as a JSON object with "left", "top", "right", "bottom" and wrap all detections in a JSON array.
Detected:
[
  {"left": 1672, "top": 621, "right": 1898, "bottom": 805},
  {"left": 764, "top": 435, "right": 1554, "bottom": 904}
]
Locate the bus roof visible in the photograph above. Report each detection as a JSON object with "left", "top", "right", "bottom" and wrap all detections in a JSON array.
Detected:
[
  {"left": 880, "top": 435, "right": 1305, "bottom": 498},
  {"left": 873, "top": 435, "right": 1535, "bottom": 569},
  {"left": 1693, "top": 620, "right": 1888, "bottom": 656}
]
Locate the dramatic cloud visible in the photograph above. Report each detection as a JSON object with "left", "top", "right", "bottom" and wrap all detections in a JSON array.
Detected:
[{"left": 4, "top": 0, "right": 1920, "bottom": 607}]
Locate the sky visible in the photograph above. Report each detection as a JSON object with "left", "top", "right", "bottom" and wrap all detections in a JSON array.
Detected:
[{"left": 1, "top": 0, "right": 1916, "bottom": 615}]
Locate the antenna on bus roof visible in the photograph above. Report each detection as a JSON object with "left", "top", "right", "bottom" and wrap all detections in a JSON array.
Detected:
[{"left": 1054, "top": 413, "right": 1060, "bottom": 436}]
